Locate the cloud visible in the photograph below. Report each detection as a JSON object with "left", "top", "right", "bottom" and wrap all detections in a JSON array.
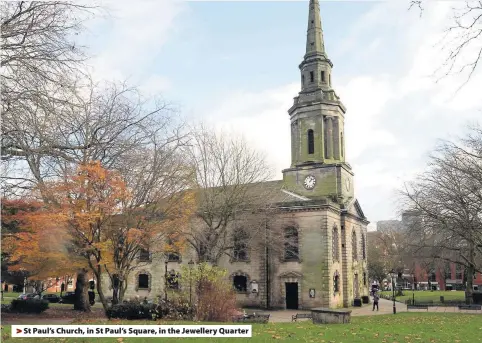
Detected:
[{"left": 82, "top": 0, "right": 186, "bottom": 91}]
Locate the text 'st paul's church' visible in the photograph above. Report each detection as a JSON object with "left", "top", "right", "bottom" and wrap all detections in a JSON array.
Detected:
[{"left": 113, "top": 0, "right": 369, "bottom": 310}]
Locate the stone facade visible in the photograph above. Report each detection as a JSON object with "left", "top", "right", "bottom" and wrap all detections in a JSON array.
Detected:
[{"left": 102, "top": 0, "right": 369, "bottom": 310}]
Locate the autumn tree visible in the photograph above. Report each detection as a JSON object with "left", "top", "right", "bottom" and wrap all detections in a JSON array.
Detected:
[
  {"left": 41, "top": 161, "right": 130, "bottom": 311},
  {"left": 1, "top": 198, "right": 82, "bottom": 295},
  {"left": 400, "top": 125, "right": 482, "bottom": 300}
]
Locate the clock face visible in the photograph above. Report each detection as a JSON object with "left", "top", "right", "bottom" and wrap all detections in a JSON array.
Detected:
[
  {"left": 345, "top": 178, "right": 351, "bottom": 191},
  {"left": 304, "top": 175, "right": 316, "bottom": 190}
]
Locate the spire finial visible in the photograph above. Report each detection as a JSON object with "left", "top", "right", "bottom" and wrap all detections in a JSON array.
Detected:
[{"left": 305, "top": 0, "right": 326, "bottom": 57}]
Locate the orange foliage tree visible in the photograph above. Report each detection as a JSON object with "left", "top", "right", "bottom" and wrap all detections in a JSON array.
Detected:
[
  {"left": 40, "top": 161, "right": 195, "bottom": 309},
  {"left": 1, "top": 198, "right": 83, "bottom": 293},
  {"left": 40, "top": 161, "right": 131, "bottom": 310}
]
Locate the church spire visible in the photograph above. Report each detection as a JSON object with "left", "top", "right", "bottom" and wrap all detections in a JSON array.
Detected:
[{"left": 305, "top": 0, "right": 326, "bottom": 57}]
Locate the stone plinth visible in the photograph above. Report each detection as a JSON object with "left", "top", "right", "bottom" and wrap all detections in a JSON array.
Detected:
[{"left": 311, "top": 308, "right": 351, "bottom": 324}]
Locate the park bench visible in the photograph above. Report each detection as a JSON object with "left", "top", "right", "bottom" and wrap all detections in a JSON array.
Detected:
[
  {"left": 407, "top": 304, "right": 429, "bottom": 311},
  {"left": 292, "top": 313, "right": 312, "bottom": 322},
  {"left": 232, "top": 314, "right": 270, "bottom": 324},
  {"left": 458, "top": 304, "right": 481, "bottom": 311}
]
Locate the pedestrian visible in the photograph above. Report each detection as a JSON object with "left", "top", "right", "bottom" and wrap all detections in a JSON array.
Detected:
[{"left": 372, "top": 291, "right": 379, "bottom": 311}]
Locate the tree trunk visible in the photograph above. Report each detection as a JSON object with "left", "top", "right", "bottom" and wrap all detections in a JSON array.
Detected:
[
  {"left": 74, "top": 270, "right": 91, "bottom": 312},
  {"left": 94, "top": 266, "right": 109, "bottom": 311},
  {"left": 466, "top": 243, "right": 476, "bottom": 304}
]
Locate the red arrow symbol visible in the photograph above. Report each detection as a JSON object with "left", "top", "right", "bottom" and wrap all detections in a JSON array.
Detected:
[{"left": 16, "top": 329, "right": 22, "bottom": 334}]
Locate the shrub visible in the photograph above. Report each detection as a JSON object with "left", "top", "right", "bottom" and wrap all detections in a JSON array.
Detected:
[
  {"left": 10, "top": 299, "right": 49, "bottom": 313},
  {"left": 106, "top": 299, "right": 195, "bottom": 321},
  {"left": 106, "top": 302, "right": 156, "bottom": 320},
  {"left": 176, "top": 263, "right": 238, "bottom": 322}
]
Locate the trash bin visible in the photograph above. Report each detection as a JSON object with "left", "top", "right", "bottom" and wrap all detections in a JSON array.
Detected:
[
  {"left": 353, "top": 298, "right": 362, "bottom": 307},
  {"left": 440, "top": 296, "right": 444, "bottom": 303},
  {"left": 362, "top": 296, "right": 369, "bottom": 304}
]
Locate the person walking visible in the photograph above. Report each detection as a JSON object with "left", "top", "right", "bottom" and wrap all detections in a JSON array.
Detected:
[{"left": 372, "top": 291, "right": 379, "bottom": 311}]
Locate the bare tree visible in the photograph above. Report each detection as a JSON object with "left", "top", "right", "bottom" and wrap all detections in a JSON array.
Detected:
[
  {"left": 409, "top": 1, "right": 482, "bottom": 88},
  {"left": 400, "top": 125, "right": 482, "bottom": 300},
  {"left": 182, "top": 126, "right": 277, "bottom": 264}
]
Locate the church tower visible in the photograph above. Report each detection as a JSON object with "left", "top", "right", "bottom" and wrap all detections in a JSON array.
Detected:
[{"left": 283, "top": 0, "right": 354, "bottom": 205}]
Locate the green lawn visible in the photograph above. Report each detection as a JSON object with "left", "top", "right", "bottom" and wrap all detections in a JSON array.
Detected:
[
  {"left": 380, "top": 290, "right": 466, "bottom": 303},
  {"left": 2, "top": 313, "right": 481, "bottom": 343}
]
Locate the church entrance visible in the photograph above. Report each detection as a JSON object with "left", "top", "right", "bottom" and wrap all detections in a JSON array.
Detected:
[
  {"left": 285, "top": 282, "right": 298, "bottom": 309},
  {"left": 353, "top": 273, "right": 359, "bottom": 298}
]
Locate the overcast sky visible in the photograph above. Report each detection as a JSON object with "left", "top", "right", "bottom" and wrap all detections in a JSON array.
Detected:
[{"left": 82, "top": 0, "right": 482, "bottom": 227}]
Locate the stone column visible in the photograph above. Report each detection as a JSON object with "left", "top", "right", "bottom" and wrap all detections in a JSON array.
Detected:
[{"left": 326, "top": 116, "right": 334, "bottom": 159}]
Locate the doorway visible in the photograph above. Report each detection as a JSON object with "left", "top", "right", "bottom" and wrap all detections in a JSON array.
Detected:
[
  {"left": 285, "top": 282, "right": 298, "bottom": 309},
  {"left": 353, "top": 274, "right": 359, "bottom": 298}
]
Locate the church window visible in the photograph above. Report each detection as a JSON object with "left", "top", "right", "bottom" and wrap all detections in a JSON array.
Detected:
[
  {"left": 352, "top": 231, "right": 358, "bottom": 261},
  {"left": 363, "top": 272, "right": 367, "bottom": 286},
  {"left": 302, "top": 75, "right": 305, "bottom": 87},
  {"left": 332, "top": 226, "right": 339, "bottom": 262},
  {"left": 321, "top": 71, "right": 325, "bottom": 82},
  {"left": 138, "top": 274, "right": 149, "bottom": 289},
  {"left": 284, "top": 227, "right": 299, "bottom": 261},
  {"left": 333, "top": 271, "right": 340, "bottom": 293},
  {"left": 139, "top": 248, "right": 151, "bottom": 262},
  {"left": 307, "top": 129, "right": 314, "bottom": 154},
  {"left": 167, "top": 271, "right": 180, "bottom": 290},
  {"left": 165, "top": 237, "right": 181, "bottom": 262},
  {"left": 310, "top": 71, "right": 314, "bottom": 82},
  {"left": 329, "top": 74, "right": 331, "bottom": 86},
  {"left": 233, "top": 229, "right": 249, "bottom": 261},
  {"left": 233, "top": 275, "right": 248, "bottom": 292},
  {"left": 361, "top": 234, "right": 366, "bottom": 260}
]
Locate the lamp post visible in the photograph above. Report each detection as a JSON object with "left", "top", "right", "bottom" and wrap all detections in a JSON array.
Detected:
[
  {"left": 390, "top": 269, "right": 396, "bottom": 314},
  {"left": 164, "top": 261, "right": 168, "bottom": 302},
  {"left": 188, "top": 259, "right": 194, "bottom": 307}
]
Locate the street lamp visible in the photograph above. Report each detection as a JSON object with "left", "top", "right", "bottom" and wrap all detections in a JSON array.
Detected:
[
  {"left": 164, "top": 261, "right": 168, "bottom": 301},
  {"left": 389, "top": 269, "right": 397, "bottom": 314},
  {"left": 188, "top": 259, "right": 194, "bottom": 307}
]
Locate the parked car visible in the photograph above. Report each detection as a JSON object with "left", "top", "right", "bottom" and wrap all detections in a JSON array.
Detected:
[
  {"left": 60, "top": 291, "right": 76, "bottom": 304},
  {"left": 42, "top": 294, "right": 61, "bottom": 303},
  {"left": 60, "top": 291, "right": 95, "bottom": 305},
  {"left": 17, "top": 293, "right": 37, "bottom": 300}
]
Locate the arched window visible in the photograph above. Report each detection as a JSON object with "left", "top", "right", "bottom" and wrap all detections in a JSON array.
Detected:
[
  {"left": 361, "top": 234, "right": 366, "bottom": 260},
  {"left": 167, "top": 270, "right": 180, "bottom": 290},
  {"left": 166, "top": 237, "right": 181, "bottom": 262},
  {"left": 233, "top": 229, "right": 249, "bottom": 261},
  {"left": 308, "top": 129, "right": 314, "bottom": 154},
  {"left": 363, "top": 272, "right": 367, "bottom": 286},
  {"left": 333, "top": 271, "right": 340, "bottom": 293},
  {"left": 139, "top": 248, "right": 151, "bottom": 262},
  {"left": 310, "top": 71, "right": 314, "bottom": 82},
  {"left": 321, "top": 71, "right": 326, "bottom": 82},
  {"left": 233, "top": 275, "right": 248, "bottom": 292},
  {"left": 332, "top": 226, "right": 339, "bottom": 262},
  {"left": 302, "top": 75, "right": 305, "bottom": 87},
  {"left": 138, "top": 274, "right": 149, "bottom": 289},
  {"left": 284, "top": 227, "right": 299, "bottom": 261},
  {"left": 352, "top": 231, "right": 358, "bottom": 261}
]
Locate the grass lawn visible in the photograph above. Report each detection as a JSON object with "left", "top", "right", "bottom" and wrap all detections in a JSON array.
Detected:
[
  {"left": 380, "top": 290, "right": 466, "bottom": 303},
  {"left": 1, "top": 313, "right": 481, "bottom": 343}
]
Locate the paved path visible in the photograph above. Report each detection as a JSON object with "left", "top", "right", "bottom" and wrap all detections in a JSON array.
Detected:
[{"left": 248, "top": 299, "right": 481, "bottom": 323}]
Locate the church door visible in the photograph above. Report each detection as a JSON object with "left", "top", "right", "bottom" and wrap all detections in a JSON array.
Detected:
[
  {"left": 353, "top": 274, "right": 359, "bottom": 299},
  {"left": 285, "top": 282, "right": 299, "bottom": 309}
]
